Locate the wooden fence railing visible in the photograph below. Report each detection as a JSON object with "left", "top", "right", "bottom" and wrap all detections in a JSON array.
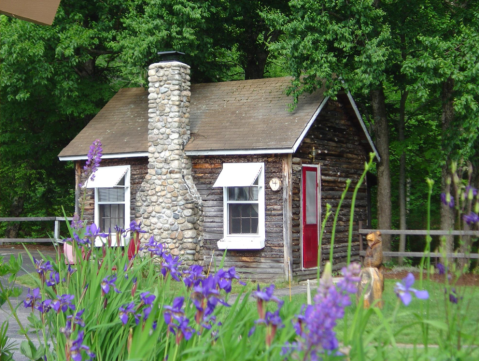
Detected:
[
  {"left": 358, "top": 221, "right": 479, "bottom": 259},
  {"left": 0, "top": 217, "right": 73, "bottom": 244}
]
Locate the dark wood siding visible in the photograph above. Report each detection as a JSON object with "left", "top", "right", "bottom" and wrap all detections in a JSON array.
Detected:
[
  {"left": 77, "top": 158, "right": 149, "bottom": 226},
  {"left": 292, "top": 99, "right": 369, "bottom": 280},
  {"left": 191, "top": 155, "right": 285, "bottom": 281}
]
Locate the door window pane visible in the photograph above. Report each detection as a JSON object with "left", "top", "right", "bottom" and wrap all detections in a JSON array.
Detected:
[{"left": 305, "top": 171, "right": 317, "bottom": 224}]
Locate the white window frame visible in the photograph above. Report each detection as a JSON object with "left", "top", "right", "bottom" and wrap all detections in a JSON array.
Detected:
[
  {"left": 93, "top": 165, "right": 131, "bottom": 247},
  {"left": 217, "top": 162, "right": 265, "bottom": 250}
]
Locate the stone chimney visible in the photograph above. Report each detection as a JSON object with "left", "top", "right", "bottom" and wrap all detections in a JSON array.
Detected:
[{"left": 138, "top": 59, "right": 203, "bottom": 265}]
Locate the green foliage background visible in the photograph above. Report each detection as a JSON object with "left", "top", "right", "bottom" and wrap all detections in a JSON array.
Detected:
[{"left": 1, "top": 0, "right": 478, "bottom": 252}]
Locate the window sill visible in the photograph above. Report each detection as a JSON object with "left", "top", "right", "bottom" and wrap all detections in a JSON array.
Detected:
[{"left": 217, "top": 237, "right": 265, "bottom": 250}]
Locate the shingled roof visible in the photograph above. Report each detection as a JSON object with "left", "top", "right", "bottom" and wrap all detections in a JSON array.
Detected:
[{"left": 59, "top": 77, "right": 378, "bottom": 159}]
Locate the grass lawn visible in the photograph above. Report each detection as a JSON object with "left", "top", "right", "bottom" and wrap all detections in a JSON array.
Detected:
[{"left": 279, "top": 279, "right": 479, "bottom": 346}]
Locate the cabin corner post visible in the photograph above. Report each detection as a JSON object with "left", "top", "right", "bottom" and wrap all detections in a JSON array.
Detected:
[
  {"left": 138, "top": 61, "right": 203, "bottom": 265},
  {"left": 282, "top": 154, "right": 293, "bottom": 281},
  {"left": 74, "top": 161, "right": 81, "bottom": 215}
]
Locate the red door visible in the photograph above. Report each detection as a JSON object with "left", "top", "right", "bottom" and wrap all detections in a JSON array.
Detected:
[{"left": 302, "top": 166, "right": 319, "bottom": 268}]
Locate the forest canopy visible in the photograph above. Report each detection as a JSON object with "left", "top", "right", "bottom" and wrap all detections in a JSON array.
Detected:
[{"left": 1, "top": 0, "right": 478, "bottom": 257}]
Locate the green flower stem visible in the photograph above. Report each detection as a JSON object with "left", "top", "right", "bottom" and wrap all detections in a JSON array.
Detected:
[
  {"left": 317, "top": 203, "right": 332, "bottom": 281},
  {"left": 164, "top": 333, "right": 170, "bottom": 361},
  {"left": 329, "top": 180, "right": 351, "bottom": 265},
  {"left": 0, "top": 280, "right": 32, "bottom": 343},
  {"left": 347, "top": 153, "right": 375, "bottom": 265},
  {"left": 172, "top": 342, "right": 179, "bottom": 361}
]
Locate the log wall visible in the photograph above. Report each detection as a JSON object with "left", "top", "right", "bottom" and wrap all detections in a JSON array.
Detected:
[
  {"left": 76, "top": 158, "right": 149, "bottom": 226},
  {"left": 292, "top": 99, "right": 369, "bottom": 281},
  {"left": 73, "top": 97, "right": 370, "bottom": 282},
  {"left": 191, "top": 155, "right": 285, "bottom": 281}
]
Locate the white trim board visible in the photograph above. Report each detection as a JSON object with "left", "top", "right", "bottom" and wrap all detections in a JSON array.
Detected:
[
  {"left": 346, "top": 91, "right": 381, "bottom": 162},
  {"left": 292, "top": 96, "right": 330, "bottom": 153},
  {"left": 185, "top": 148, "right": 293, "bottom": 156},
  {"left": 59, "top": 152, "right": 149, "bottom": 161}
]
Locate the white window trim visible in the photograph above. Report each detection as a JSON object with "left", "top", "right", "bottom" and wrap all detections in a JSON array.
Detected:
[
  {"left": 217, "top": 162, "right": 265, "bottom": 250},
  {"left": 93, "top": 165, "right": 131, "bottom": 247}
]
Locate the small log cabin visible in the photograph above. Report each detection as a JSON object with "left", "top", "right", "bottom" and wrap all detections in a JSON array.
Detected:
[{"left": 59, "top": 60, "right": 379, "bottom": 281}]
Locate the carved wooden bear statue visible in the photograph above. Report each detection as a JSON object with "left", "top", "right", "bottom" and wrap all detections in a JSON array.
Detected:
[{"left": 363, "top": 230, "right": 385, "bottom": 290}]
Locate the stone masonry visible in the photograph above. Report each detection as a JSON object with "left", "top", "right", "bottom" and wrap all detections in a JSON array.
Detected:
[{"left": 137, "top": 61, "right": 203, "bottom": 264}]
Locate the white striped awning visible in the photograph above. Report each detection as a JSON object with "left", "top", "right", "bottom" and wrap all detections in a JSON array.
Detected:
[
  {"left": 86, "top": 166, "right": 128, "bottom": 188},
  {"left": 213, "top": 163, "right": 262, "bottom": 188}
]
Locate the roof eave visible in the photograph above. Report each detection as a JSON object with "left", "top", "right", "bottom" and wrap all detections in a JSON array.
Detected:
[
  {"left": 346, "top": 91, "right": 381, "bottom": 162},
  {"left": 58, "top": 152, "right": 149, "bottom": 162},
  {"left": 184, "top": 148, "right": 294, "bottom": 156}
]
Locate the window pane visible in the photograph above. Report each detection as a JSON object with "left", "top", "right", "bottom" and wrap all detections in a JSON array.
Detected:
[
  {"left": 228, "top": 204, "right": 259, "bottom": 234},
  {"left": 100, "top": 204, "right": 125, "bottom": 232},
  {"left": 228, "top": 187, "right": 258, "bottom": 201},
  {"left": 98, "top": 188, "right": 125, "bottom": 202},
  {"left": 305, "top": 171, "right": 317, "bottom": 224}
]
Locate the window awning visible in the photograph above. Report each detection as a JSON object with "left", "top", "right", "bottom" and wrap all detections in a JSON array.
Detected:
[
  {"left": 213, "top": 163, "right": 262, "bottom": 187},
  {"left": 86, "top": 166, "right": 128, "bottom": 188}
]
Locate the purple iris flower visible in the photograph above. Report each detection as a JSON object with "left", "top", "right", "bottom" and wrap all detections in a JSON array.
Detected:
[
  {"left": 46, "top": 272, "right": 60, "bottom": 287},
  {"left": 215, "top": 267, "right": 246, "bottom": 293},
  {"left": 35, "top": 300, "right": 53, "bottom": 314},
  {"left": 249, "top": 310, "right": 284, "bottom": 346},
  {"left": 23, "top": 288, "right": 41, "bottom": 310},
  {"left": 73, "top": 232, "right": 90, "bottom": 245},
  {"left": 463, "top": 212, "right": 479, "bottom": 225},
  {"left": 85, "top": 223, "right": 108, "bottom": 238},
  {"left": 143, "top": 236, "right": 165, "bottom": 257},
  {"left": 161, "top": 254, "right": 182, "bottom": 281},
  {"left": 183, "top": 265, "right": 204, "bottom": 289},
  {"left": 191, "top": 276, "right": 229, "bottom": 324},
  {"left": 52, "top": 294, "right": 75, "bottom": 313},
  {"left": 164, "top": 297, "right": 185, "bottom": 325},
  {"left": 437, "top": 263, "right": 446, "bottom": 275},
  {"left": 34, "top": 258, "right": 53, "bottom": 279},
  {"left": 169, "top": 315, "right": 195, "bottom": 344},
  {"left": 394, "top": 273, "right": 429, "bottom": 306},
  {"left": 200, "top": 315, "right": 220, "bottom": 330},
  {"left": 441, "top": 193, "right": 454, "bottom": 208},
  {"left": 101, "top": 275, "right": 121, "bottom": 296},
  {"left": 252, "top": 284, "right": 283, "bottom": 319},
  {"left": 446, "top": 288, "right": 461, "bottom": 304},
  {"left": 68, "top": 265, "right": 77, "bottom": 275},
  {"left": 140, "top": 292, "right": 156, "bottom": 306},
  {"left": 119, "top": 302, "right": 136, "bottom": 325},
  {"left": 70, "top": 331, "right": 96, "bottom": 361},
  {"left": 128, "top": 221, "right": 147, "bottom": 234},
  {"left": 67, "top": 309, "right": 86, "bottom": 328},
  {"left": 135, "top": 306, "right": 152, "bottom": 326}
]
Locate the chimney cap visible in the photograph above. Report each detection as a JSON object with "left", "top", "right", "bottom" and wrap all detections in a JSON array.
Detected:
[{"left": 157, "top": 51, "right": 185, "bottom": 62}]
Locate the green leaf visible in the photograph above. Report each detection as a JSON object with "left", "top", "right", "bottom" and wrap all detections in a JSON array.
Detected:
[{"left": 20, "top": 341, "right": 33, "bottom": 359}]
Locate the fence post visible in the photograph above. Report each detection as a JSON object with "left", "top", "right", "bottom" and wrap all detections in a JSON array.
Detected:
[{"left": 54, "top": 220, "right": 60, "bottom": 242}]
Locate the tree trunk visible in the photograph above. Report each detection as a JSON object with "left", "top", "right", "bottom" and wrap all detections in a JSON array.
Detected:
[
  {"left": 440, "top": 77, "right": 455, "bottom": 256},
  {"left": 371, "top": 87, "right": 392, "bottom": 255},
  {"left": 244, "top": 47, "right": 268, "bottom": 80},
  {"left": 398, "top": 91, "right": 408, "bottom": 265},
  {"left": 458, "top": 164, "right": 476, "bottom": 270},
  {"left": 5, "top": 197, "right": 24, "bottom": 238}
]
